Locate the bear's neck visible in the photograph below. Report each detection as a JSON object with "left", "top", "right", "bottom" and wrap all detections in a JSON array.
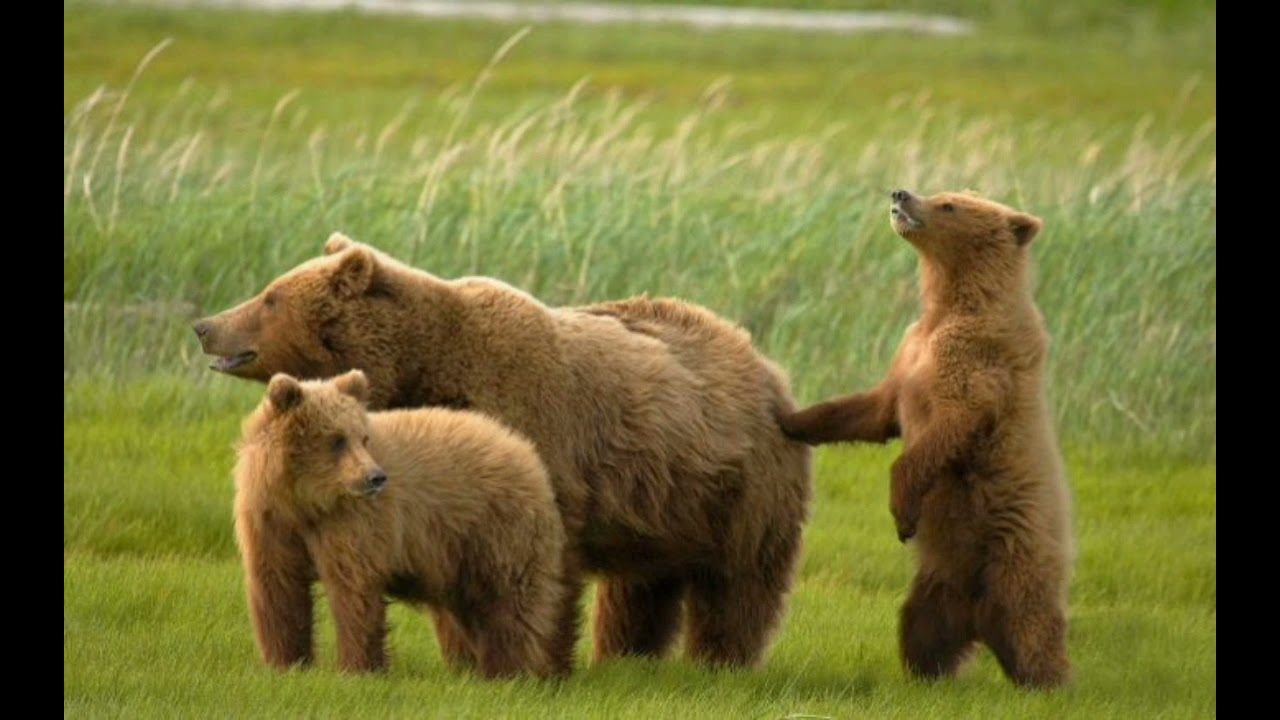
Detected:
[
  {"left": 917, "top": 253, "right": 1034, "bottom": 328},
  {"left": 377, "top": 275, "right": 470, "bottom": 411}
]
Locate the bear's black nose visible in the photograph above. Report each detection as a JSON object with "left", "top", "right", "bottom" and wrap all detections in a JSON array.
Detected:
[
  {"left": 192, "top": 320, "right": 211, "bottom": 339},
  {"left": 367, "top": 471, "right": 388, "bottom": 490},
  {"left": 892, "top": 189, "right": 911, "bottom": 203}
]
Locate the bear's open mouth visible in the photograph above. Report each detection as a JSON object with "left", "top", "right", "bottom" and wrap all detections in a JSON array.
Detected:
[
  {"left": 211, "top": 351, "right": 257, "bottom": 372},
  {"left": 890, "top": 203, "right": 924, "bottom": 231}
]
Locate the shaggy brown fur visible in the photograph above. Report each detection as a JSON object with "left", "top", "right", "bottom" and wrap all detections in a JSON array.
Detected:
[
  {"left": 234, "top": 370, "right": 568, "bottom": 679},
  {"left": 198, "top": 235, "right": 813, "bottom": 671},
  {"left": 777, "top": 189, "right": 1073, "bottom": 689}
]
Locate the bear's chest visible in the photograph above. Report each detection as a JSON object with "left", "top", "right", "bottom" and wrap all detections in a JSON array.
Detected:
[{"left": 895, "top": 336, "right": 936, "bottom": 441}]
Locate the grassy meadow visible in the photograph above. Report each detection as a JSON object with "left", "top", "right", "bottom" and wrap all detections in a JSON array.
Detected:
[{"left": 64, "top": 0, "right": 1215, "bottom": 716}]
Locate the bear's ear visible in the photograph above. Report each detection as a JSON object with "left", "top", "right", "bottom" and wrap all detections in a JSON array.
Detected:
[
  {"left": 324, "top": 232, "right": 355, "bottom": 256},
  {"left": 268, "top": 374, "right": 304, "bottom": 412},
  {"left": 1009, "top": 212, "right": 1043, "bottom": 246},
  {"left": 330, "top": 247, "right": 376, "bottom": 298},
  {"left": 332, "top": 369, "right": 369, "bottom": 403}
]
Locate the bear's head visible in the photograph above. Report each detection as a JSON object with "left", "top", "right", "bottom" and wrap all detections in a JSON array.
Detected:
[
  {"left": 193, "top": 233, "right": 378, "bottom": 382},
  {"left": 887, "top": 189, "right": 1043, "bottom": 269},
  {"left": 237, "top": 369, "right": 388, "bottom": 516}
]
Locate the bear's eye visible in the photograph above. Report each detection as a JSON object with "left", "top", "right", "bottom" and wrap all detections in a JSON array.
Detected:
[
  {"left": 941, "top": 203, "right": 956, "bottom": 213},
  {"left": 330, "top": 435, "right": 347, "bottom": 454},
  {"left": 362, "top": 435, "right": 370, "bottom": 447},
  {"left": 263, "top": 292, "right": 277, "bottom": 309}
]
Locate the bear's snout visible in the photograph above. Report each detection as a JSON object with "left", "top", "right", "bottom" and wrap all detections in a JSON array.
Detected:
[
  {"left": 892, "top": 189, "right": 915, "bottom": 203},
  {"left": 192, "top": 319, "right": 212, "bottom": 341},
  {"left": 364, "top": 470, "right": 388, "bottom": 496}
]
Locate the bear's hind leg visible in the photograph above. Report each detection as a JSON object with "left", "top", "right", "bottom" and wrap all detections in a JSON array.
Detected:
[
  {"left": 683, "top": 571, "right": 789, "bottom": 668},
  {"left": 592, "top": 576, "right": 687, "bottom": 662},
  {"left": 899, "top": 571, "right": 977, "bottom": 680},
  {"left": 430, "top": 609, "right": 478, "bottom": 671},
  {"left": 975, "top": 553, "right": 1071, "bottom": 689},
  {"left": 547, "top": 557, "right": 586, "bottom": 676},
  {"left": 683, "top": 527, "right": 800, "bottom": 668},
  {"left": 465, "top": 598, "right": 562, "bottom": 679}
]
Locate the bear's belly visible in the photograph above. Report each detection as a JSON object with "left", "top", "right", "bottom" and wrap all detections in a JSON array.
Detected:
[
  {"left": 385, "top": 571, "right": 445, "bottom": 605},
  {"left": 578, "top": 523, "right": 710, "bottom": 578}
]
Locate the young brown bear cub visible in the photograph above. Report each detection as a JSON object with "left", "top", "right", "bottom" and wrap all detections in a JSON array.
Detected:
[
  {"left": 778, "top": 189, "right": 1073, "bottom": 689},
  {"left": 234, "top": 369, "right": 568, "bottom": 679}
]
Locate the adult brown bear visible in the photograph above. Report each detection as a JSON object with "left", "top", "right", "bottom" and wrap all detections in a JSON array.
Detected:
[{"left": 195, "top": 233, "right": 813, "bottom": 673}]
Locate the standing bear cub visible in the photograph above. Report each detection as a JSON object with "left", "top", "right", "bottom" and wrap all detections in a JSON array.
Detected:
[
  {"left": 778, "top": 189, "right": 1073, "bottom": 689},
  {"left": 234, "top": 369, "right": 568, "bottom": 679},
  {"left": 197, "top": 235, "right": 812, "bottom": 674}
]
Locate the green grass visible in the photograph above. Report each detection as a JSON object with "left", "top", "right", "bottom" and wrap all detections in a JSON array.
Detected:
[
  {"left": 65, "top": 385, "right": 1215, "bottom": 717},
  {"left": 65, "top": 0, "right": 1215, "bottom": 716}
]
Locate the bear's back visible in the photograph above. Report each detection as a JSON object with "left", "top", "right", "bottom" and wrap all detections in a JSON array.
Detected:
[{"left": 368, "top": 407, "right": 552, "bottom": 509}]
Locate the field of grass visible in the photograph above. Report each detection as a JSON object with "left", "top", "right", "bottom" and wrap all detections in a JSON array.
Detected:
[{"left": 65, "top": 0, "right": 1215, "bottom": 716}]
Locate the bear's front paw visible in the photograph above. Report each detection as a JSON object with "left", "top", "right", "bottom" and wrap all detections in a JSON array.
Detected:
[
  {"left": 775, "top": 406, "right": 824, "bottom": 444},
  {"left": 889, "top": 459, "right": 921, "bottom": 543},
  {"left": 895, "top": 523, "right": 916, "bottom": 543},
  {"left": 893, "top": 511, "right": 918, "bottom": 543},
  {"left": 775, "top": 411, "right": 799, "bottom": 435}
]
